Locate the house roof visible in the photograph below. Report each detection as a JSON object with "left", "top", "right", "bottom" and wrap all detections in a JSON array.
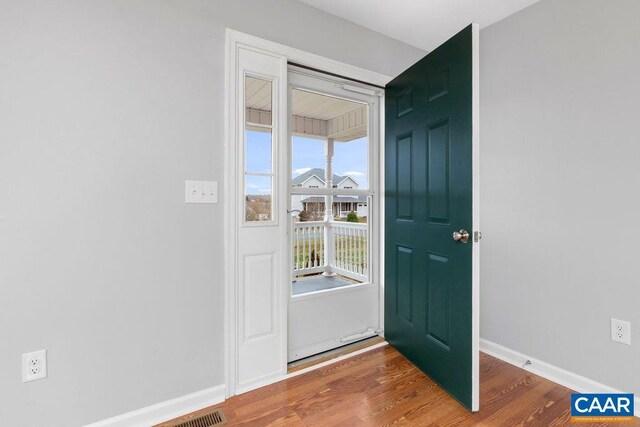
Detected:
[
  {"left": 292, "top": 168, "right": 349, "bottom": 186},
  {"left": 301, "top": 195, "right": 368, "bottom": 203},
  {"left": 335, "top": 176, "right": 359, "bottom": 187}
]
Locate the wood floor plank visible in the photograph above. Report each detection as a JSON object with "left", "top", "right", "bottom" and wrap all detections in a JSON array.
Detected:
[
  {"left": 233, "top": 348, "right": 400, "bottom": 419},
  {"left": 156, "top": 345, "right": 640, "bottom": 427},
  {"left": 309, "top": 362, "right": 431, "bottom": 424}
]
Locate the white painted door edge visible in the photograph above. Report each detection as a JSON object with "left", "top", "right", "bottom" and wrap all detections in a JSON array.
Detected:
[
  {"left": 471, "top": 21, "right": 481, "bottom": 413},
  {"left": 84, "top": 385, "right": 226, "bottom": 427},
  {"left": 480, "top": 338, "right": 640, "bottom": 418}
]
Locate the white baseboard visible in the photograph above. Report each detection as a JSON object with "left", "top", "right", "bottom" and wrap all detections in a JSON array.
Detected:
[
  {"left": 236, "top": 372, "right": 287, "bottom": 395},
  {"left": 480, "top": 338, "right": 639, "bottom": 418},
  {"left": 85, "top": 384, "right": 226, "bottom": 427},
  {"left": 84, "top": 340, "right": 637, "bottom": 425}
]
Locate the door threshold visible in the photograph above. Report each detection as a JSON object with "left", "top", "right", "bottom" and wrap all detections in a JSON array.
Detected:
[{"left": 287, "top": 336, "right": 386, "bottom": 374}]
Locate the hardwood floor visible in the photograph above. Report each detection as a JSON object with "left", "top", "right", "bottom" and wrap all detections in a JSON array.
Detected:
[{"left": 157, "top": 345, "right": 639, "bottom": 426}]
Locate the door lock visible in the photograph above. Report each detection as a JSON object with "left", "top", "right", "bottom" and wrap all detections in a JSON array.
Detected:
[{"left": 452, "top": 229, "right": 470, "bottom": 243}]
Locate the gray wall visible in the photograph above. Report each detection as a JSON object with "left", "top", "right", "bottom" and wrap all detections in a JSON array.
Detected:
[
  {"left": 0, "top": 1, "right": 423, "bottom": 426},
  {"left": 480, "top": 0, "right": 640, "bottom": 396},
  {"left": 5, "top": 0, "right": 636, "bottom": 424}
]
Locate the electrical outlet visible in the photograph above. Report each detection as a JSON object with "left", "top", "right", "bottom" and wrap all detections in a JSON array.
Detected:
[
  {"left": 611, "top": 319, "right": 631, "bottom": 345},
  {"left": 22, "top": 349, "right": 47, "bottom": 382}
]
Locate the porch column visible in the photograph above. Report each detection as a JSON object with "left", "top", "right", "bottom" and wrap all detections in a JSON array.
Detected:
[{"left": 323, "top": 138, "right": 336, "bottom": 277}]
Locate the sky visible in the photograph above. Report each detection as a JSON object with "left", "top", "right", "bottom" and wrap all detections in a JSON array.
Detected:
[{"left": 246, "top": 130, "right": 368, "bottom": 195}]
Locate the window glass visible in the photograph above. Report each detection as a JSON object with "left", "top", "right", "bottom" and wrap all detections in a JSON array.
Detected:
[
  {"left": 244, "top": 76, "right": 274, "bottom": 222},
  {"left": 290, "top": 88, "right": 371, "bottom": 294},
  {"left": 246, "top": 130, "right": 272, "bottom": 174},
  {"left": 290, "top": 89, "right": 369, "bottom": 191},
  {"left": 333, "top": 135, "right": 369, "bottom": 190},
  {"left": 245, "top": 175, "right": 272, "bottom": 222}
]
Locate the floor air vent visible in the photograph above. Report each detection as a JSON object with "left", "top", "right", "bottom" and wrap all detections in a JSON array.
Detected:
[{"left": 171, "top": 408, "right": 226, "bottom": 427}]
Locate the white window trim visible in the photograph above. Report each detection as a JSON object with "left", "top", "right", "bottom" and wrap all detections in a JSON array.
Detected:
[
  {"left": 224, "top": 29, "right": 392, "bottom": 398},
  {"left": 242, "top": 72, "right": 278, "bottom": 227}
]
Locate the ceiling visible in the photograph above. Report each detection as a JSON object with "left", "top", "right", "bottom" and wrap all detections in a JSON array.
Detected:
[
  {"left": 296, "top": 0, "right": 541, "bottom": 52},
  {"left": 291, "top": 89, "right": 362, "bottom": 121},
  {"left": 246, "top": 77, "right": 363, "bottom": 120},
  {"left": 246, "top": 77, "right": 367, "bottom": 141}
]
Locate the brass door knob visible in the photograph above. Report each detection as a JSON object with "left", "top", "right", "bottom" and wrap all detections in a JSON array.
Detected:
[{"left": 452, "top": 229, "right": 470, "bottom": 243}]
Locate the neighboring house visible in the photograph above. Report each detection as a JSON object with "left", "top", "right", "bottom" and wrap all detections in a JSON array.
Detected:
[
  {"left": 299, "top": 195, "right": 368, "bottom": 219},
  {"left": 291, "top": 168, "right": 366, "bottom": 218}
]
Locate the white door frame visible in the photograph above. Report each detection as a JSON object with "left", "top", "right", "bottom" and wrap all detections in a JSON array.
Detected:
[{"left": 224, "top": 29, "right": 392, "bottom": 397}]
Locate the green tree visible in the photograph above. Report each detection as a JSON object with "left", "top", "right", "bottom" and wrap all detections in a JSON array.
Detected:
[{"left": 346, "top": 211, "right": 358, "bottom": 223}]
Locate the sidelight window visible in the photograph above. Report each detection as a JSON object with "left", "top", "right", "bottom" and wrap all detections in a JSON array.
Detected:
[{"left": 244, "top": 76, "right": 274, "bottom": 222}]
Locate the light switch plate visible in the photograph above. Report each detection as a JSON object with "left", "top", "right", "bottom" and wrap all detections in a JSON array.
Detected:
[{"left": 185, "top": 180, "right": 218, "bottom": 204}]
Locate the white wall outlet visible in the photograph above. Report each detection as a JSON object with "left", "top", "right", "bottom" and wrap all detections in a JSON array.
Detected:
[
  {"left": 611, "top": 319, "right": 631, "bottom": 345},
  {"left": 185, "top": 180, "right": 218, "bottom": 204},
  {"left": 22, "top": 349, "right": 47, "bottom": 382}
]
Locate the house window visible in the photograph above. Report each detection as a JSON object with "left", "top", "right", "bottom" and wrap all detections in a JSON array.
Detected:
[{"left": 244, "top": 76, "right": 274, "bottom": 222}]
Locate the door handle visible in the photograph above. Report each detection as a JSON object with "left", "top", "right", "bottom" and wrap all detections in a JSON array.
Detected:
[{"left": 452, "top": 229, "right": 470, "bottom": 243}]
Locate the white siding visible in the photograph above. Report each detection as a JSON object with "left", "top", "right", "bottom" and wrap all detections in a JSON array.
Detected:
[
  {"left": 302, "top": 175, "right": 325, "bottom": 188},
  {"left": 337, "top": 176, "right": 359, "bottom": 189}
]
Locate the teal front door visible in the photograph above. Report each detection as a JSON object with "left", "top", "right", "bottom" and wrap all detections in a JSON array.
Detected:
[{"left": 385, "top": 24, "right": 479, "bottom": 411}]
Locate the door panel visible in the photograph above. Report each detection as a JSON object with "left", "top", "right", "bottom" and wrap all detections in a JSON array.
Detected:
[
  {"left": 385, "top": 24, "right": 478, "bottom": 410},
  {"left": 395, "top": 134, "right": 413, "bottom": 220},
  {"left": 288, "top": 284, "right": 378, "bottom": 361},
  {"left": 395, "top": 246, "right": 413, "bottom": 324},
  {"left": 235, "top": 47, "right": 288, "bottom": 392},
  {"left": 243, "top": 253, "right": 276, "bottom": 340}
]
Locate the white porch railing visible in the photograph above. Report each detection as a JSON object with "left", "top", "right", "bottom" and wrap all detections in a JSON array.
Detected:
[
  {"left": 292, "top": 220, "right": 368, "bottom": 282},
  {"left": 292, "top": 221, "right": 326, "bottom": 276},
  {"left": 332, "top": 222, "right": 368, "bottom": 281}
]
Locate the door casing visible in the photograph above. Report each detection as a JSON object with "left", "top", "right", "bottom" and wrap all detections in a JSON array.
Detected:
[{"left": 224, "top": 29, "right": 391, "bottom": 397}]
